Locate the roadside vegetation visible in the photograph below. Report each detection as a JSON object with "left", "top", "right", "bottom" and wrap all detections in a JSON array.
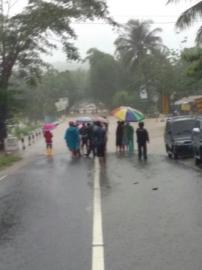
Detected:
[{"left": 0, "top": 154, "right": 21, "bottom": 170}]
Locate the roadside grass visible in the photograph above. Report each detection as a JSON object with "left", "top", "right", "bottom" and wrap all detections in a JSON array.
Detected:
[{"left": 0, "top": 154, "right": 21, "bottom": 170}]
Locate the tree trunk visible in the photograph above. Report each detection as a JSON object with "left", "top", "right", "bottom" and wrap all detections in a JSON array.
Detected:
[
  {"left": 0, "top": 39, "right": 19, "bottom": 150},
  {"left": 0, "top": 81, "right": 8, "bottom": 151},
  {"left": 0, "top": 113, "right": 7, "bottom": 151}
]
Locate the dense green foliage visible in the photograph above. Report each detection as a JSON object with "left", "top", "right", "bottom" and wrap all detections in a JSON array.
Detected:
[
  {"left": 0, "top": 0, "right": 113, "bottom": 149},
  {"left": 21, "top": 68, "right": 88, "bottom": 119},
  {"left": 86, "top": 48, "right": 121, "bottom": 106},
  {"left": 9, "top": 19, "right": 202, "bottom": 120},
  {"left": 13, "top": 48, "right": 202, "bottom": 118}
]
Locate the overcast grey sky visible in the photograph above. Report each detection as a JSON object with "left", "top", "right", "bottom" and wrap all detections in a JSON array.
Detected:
[
  {"left": 45, "top": 0, "right": 200, "bottom": 63},
  {"left": 11, "top": 0, "right": 201, "bottom": 64}
]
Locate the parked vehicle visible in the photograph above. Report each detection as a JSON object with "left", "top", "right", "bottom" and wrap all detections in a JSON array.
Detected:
[
  {"left": 164, "top": 116, "right": 195, "bottom": 159},
  {"left": 192, "top": 116, "right": 202, "bottom": 165}
]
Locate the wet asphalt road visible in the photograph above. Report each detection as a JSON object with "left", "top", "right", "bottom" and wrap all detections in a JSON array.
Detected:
[
  {"left": 0, "top": 155, "right": 94, "bottom": 270},
  {"left": 102, "top": 154, "right": 202, "bottom": 270},
  {"left": 1, "top": 153, "right": 202, "bottom": 269}
]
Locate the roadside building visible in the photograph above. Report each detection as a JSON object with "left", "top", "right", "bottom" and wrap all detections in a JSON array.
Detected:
[{"left": 174, "top": 95, "right": 202, "bottom": 114}]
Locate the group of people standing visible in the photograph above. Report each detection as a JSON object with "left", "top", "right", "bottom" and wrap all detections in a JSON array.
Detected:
[
  {"left": 43, "top": 119, "right": 150, "bottom": 161},
  {"left": 64, "top": 121, "right": 107, "bottom": 162},
  {"left": 116, "top": 121, "right": 149, "bottom": 160}
]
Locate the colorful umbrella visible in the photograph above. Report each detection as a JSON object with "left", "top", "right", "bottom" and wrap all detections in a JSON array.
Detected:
[
  {"left": 111, "top": 106, "right": 144, "bottom": 122},
  {"left": 43, "top": 123, "right": 57, "bottom": 131}
]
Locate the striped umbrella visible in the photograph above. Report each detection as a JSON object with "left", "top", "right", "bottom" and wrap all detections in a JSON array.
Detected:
[{"left": 111, "top": 106, "right": 144, "bottom": 122}]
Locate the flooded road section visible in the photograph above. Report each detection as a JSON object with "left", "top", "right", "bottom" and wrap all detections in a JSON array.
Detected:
[{"left": 0, "top": 153, "right": 202, "bottom": 269}]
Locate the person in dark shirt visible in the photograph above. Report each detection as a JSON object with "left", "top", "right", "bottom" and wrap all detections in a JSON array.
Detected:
[
  {"left": 116, "top": 121, "right": 124, "bottom": 153},
  {"left": 86, "top": 123, "right": 96, "bottom": 158},
  {"left": 136, "top": 122, "right": 149, "bottom": 160},
  {"left": 94, "top": 121, "right": 107, "bottom": 164},
  {"left": 79, "top": 123, "right": 88, "bottom": 155}
]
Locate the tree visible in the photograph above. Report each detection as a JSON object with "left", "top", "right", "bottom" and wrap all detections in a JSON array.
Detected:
[
  {"left": 114, "top": 20, "right": 163, "bottom": 70},
  {"left": 112, "top": 91, "right": 130, "bottom": 107},
  {"left": 14, "top": 68, "right": 89, "bottom": 120},
  {"left": 174, "top": 47, "right": 202, "bottom": 97},
  {"left": 182, "top": 47, "right": 202, "bottom": 78},
  {"left": 0, "top": 0, "right": 113, "bottom": 150},
  {"left": 159, "top": 47, "right": 202, "bottom": 101},
  {"left": 167, "top": 0, "right": 202, "bottom": 44},
  {"left": 114, "top": 20, "right": 177, "bottom": 112},
  {"left": 86, "top": 48, "right": 121, "bottom": 107}
]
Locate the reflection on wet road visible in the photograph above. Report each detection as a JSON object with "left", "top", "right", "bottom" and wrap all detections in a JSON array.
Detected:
[{"left": 0, "top": 153, "right": 202, "bottom": 270}]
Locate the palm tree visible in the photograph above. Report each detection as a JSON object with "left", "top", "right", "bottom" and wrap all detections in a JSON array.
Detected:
[
  {"left": 168, "top": 0, "right": 202, "bottom": 44},
  {"left": 114, "top": 20, "right": 163, "bottom": 70}
]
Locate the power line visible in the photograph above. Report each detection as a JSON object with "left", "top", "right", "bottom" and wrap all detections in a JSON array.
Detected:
[
  {"left": 71, "top": 21, "right": 202, "bottom": 25},
  {"left": 110, "top": 14, "right": 180, "bottom": 18},
  {"left": 71, "top": 21, "right": 176, "bottom": 25}
]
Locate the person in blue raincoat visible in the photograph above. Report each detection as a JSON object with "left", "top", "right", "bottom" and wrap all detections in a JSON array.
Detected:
[{"left": 64, "top": 122, "right": 80, "bottom": 157}]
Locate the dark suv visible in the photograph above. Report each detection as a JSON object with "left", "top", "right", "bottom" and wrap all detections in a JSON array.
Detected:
[{"left": 164, "top": 116, "right": 195, "bottom": 159}]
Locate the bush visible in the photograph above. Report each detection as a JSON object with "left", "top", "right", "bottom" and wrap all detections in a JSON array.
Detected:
[{"left": 0, "top": 154, "right": 21, "bottom": 170}]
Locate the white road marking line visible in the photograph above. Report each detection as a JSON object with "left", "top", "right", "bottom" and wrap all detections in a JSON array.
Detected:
[
  {"left": 92, "top": 158, "right": 105, "bottom": 270},
  {"left": 0, "top": 175, "right": 8, "bottom": 182}
]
